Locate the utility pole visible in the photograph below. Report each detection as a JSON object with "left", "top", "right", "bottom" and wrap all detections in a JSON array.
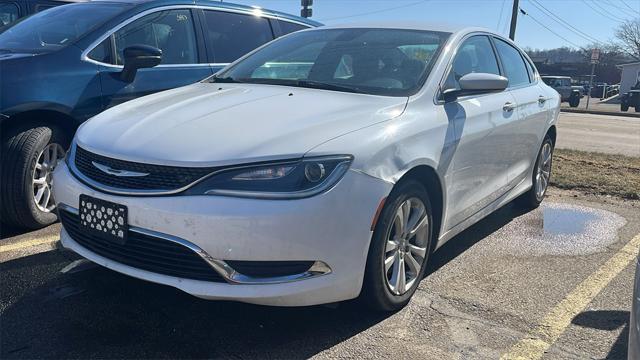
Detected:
[
  {"left": 509, "top": 0, "right": 519, "bottom": 40},
  {"left": 301, "top": 0, "right": 313, "bottom": 18},
  {"left": 586, "top": 48, "right": 600, "bottom": 110}
]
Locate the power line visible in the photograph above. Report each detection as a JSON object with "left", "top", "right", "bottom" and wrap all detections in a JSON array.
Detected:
[
  {"left": 596, "top": 0, "right": 637, "bottom": 20},
  {"left": 519, "top": 8, "right": 584, "bottom": 49},
  {"left": 582, "top": 0, "right": 626, "bottom": 23},
  {"left": 620, "top": 0, "right": 640, "bottom": 15},
  {"left": 496, "top": 0, "right": 507, "bottom": 32},
  {"left": 528, "top": 0, "right": 604, "bottom": 44},
  {"left": 319, "top": 0, "right": 429, "bottom": 21}
]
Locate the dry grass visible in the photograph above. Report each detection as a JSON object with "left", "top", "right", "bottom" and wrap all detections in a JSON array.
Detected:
[{"left": 551, "top": 149, "right": 640, "bottom": 200}]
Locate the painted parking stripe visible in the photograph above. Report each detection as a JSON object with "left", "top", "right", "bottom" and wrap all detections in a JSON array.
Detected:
[
  {"left": 501, "top": 233, "right": 640, "bottom": 360},
  {"left": 0, "top": 235, "right": 59, "bottom": 253}
]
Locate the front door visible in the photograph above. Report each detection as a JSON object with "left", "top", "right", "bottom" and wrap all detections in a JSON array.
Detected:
[
  {"left": 439, "top": 35, "right": 516, "bottom": 231},
  {"left": 89, "top": 9, "right": 213, "bottom": 109}
]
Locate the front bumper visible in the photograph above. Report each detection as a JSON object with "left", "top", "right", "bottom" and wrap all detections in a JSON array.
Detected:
[{"left": 52, "top": 162, "right": 392, "bottom": 306}]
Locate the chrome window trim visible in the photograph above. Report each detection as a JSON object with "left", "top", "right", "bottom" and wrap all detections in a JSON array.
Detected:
[
  {"left": 81, "top": 5, "right": 312, "bottom": 67},
  {"left": 59, "top": 204, "right": 331, "bottom": 285}
]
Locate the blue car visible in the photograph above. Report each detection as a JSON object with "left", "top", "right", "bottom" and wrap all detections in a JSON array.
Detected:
[{"left": 0, "top": 0, "right": 319, "bottom": 229}]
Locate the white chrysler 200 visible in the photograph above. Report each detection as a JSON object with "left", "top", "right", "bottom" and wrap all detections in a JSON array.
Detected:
[{"left": 53, "top": 24, "right": 559, "bottom": 311}]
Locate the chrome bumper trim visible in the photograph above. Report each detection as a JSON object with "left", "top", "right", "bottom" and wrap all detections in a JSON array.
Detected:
[{"left": 58, "top": 204, "right": 332, "bottom": 285}]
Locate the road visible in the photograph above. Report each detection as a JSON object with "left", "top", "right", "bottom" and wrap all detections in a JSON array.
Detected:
[
  {"left": 2, "top": 113, "right": 640, "bottom": 359},
  {"left": 557, "top": 112, "right": 640, "bottom": 157}
]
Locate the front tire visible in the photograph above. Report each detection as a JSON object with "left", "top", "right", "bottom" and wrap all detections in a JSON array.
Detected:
[
  {"left": 360, "top": 180, "right": 433, "bottom": 312},
  {"left": 517, "top": 135, "right": 554, "bottom": 209},
  {"left": 621, "top": 103, "right": 629, "bottom": 112},
  {"left": 1, "top": 125, "right": 68, "bottom": 229}
]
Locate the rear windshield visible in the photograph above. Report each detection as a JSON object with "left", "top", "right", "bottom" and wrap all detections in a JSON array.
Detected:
[{"left": 0, "top": 3, "right": 127, "bottom": 53}]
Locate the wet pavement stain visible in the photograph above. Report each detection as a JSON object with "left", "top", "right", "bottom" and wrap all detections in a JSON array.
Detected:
[{"left": 486, "top": 202, "right": 626, "bottom": 257}]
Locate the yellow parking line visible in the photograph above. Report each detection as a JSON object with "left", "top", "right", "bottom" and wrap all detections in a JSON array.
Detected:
[
  {"left": 0, "top": 235, "right": 59, "bottom": 253},
  {"left": 501, "top": 234, "right": 640, "bottom": 360}
]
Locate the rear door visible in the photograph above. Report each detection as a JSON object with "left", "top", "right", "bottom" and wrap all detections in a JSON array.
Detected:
[
  {"left": 440, "top": 35, "right": 516, "bottom": 231},
  {"left": 492, "top": 37, "right": 549, "bottom": 188},
  {"left": 92, "top": 8, "right": 213, "bottom": 109},
  {"left": 198, "top": 9, "right": 275, "bottom": 73}
]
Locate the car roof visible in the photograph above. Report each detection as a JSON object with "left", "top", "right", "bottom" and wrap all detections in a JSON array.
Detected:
[{"left": 318, "top": 21, "right": 491, "bottom": 35}]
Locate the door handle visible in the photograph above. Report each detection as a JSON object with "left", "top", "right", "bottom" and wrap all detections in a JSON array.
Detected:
[
  {"left": 538, "top": 96, "right": 547, "bottom": 104},
  {"left": 503, "top": 102, "right": 515, "bottom": 112}
]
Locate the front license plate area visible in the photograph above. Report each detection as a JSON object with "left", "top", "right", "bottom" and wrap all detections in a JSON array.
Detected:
[{"left": 79, "top": 195, "right": 128, "bottom": 245}]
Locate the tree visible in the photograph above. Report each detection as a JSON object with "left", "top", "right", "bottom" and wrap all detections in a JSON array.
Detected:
[{"left": 615, "top": 18, "right": 640, "bottom": 60}]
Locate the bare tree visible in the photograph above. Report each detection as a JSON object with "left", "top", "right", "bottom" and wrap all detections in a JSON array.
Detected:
[{"left": 616, "top": 18, "right": 640, "bottom": 60}]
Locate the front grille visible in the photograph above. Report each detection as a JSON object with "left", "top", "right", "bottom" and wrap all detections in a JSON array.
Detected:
[
  {"left": 226, "top": 261, "right": 314, "bottom": 278},
  {"left": 74, "top": 146, "right": 218, "bottom": 191},
  {"left": 59, "top": 210, "right": 225, "bottom": 282}
]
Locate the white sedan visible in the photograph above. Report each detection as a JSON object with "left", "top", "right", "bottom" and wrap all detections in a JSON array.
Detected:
[{"left": 52, "top": 24, "right": 559, "bottom": 311}]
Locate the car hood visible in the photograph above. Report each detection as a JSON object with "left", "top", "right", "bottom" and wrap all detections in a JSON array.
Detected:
[{"left": 77, "top": 83, "right": 408, "bottom": 167}]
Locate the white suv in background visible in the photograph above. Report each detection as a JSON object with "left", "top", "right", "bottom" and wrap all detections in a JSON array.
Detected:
[{"left": 53, "top": 24, "right": 560, "bottom": 311}]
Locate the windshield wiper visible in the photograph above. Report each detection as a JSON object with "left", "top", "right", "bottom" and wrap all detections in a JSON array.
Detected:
[
  {"left": 295, "top": 80, "right": 364, "bottom": 94},
  {"left": 209, "top": 75, "right": 241, "bottom": 83}
]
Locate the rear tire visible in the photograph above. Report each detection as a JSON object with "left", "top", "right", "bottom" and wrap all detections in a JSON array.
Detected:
[
  {"left": 517, "top": 135, "right": 554, "bottom": 210},
  {"left": 1, "top": 125, "right": 69, "bottom": 229},
  {"left": 635, "top": 106, "right": 640, "bottom": 113},
  {"left": 569, "top": 95, "right": 580, "bottom": 108},
  {"left": 360, "top": 180, "right": 433, "bottom": 312},
  {"left": 621, "top": 103, "right": 629, "bottom": 112}
]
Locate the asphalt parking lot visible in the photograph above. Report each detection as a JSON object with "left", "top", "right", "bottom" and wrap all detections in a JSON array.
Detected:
[{"left": 2, "top": 188, "right": 639, "bottom": 359}]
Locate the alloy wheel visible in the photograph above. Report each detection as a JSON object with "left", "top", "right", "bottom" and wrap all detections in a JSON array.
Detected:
[
  {"left": 384, "top": 197, "right": 429, "bottom": 295},
  {"left": 32, "top": 143, "right": 65, "bottom": 212},
  {"left": 535, "top": 142, "right": 552, "bottom": 201}
]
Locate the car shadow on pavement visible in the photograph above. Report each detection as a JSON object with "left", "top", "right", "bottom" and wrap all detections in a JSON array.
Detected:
[
  {"left": 572, "top": 310, "right": 629, "bottom": 359},
  {"left": 1, "top": 201, "right": 534, "bottom": 359}
]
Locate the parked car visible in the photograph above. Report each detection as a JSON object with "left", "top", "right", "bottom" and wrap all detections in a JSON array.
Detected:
[
  {"left": 52, "top": 24, "right": 560, "bottom": 310},
  {"left": 541, "top": 76, "right": 582, "bottom": 107},
  {"left": 0, "top": 0, "right": 319, "bottom": 229},
  {"left": 621, "top": 90, "right": 640, "bottom": 112},
  {"left": 0, "top": 0, "right": 73, "bottom": 27}
]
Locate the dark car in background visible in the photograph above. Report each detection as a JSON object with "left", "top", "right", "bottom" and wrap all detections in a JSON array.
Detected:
[
  {"left": 621, "top": 90, "right": 640, "bottom": 112},
  {"left": 1, "top": 0, "right": 75, "bottom": 27},
  {"left": 0, "top": 0, "right": 319, "bottom": 229}
]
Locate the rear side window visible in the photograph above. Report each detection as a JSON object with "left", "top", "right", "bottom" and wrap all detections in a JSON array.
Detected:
[
  {"left": 277, "top": 20, "right": 308, "bottom": 36},
  {"left": 494, "top": 38, "right": 530, "bottom": 87},
  {"left": 113, "top": 9, "right": 198, "bottom": 65},
  {"left": 203, "top": 10, "right": 274, "bottom": 63},
  {"left": 444, "top": 35, "right": 500, "bottom": 91},
  {"left": 0, "top": 3, "right": 19, "bottom": 27},
  {"left": 523, "top": 55, "right": 537, "bottom": 82}
]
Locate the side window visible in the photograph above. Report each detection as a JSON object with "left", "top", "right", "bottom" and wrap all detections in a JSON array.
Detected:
[
  {"left": 203, "top": 10, "right": 274, "bottom": 63},
  {"left": 494, "top": 38, "right": 530, "bottom": 87},
  {"left": 523, "top": 56, "right": 537, "bottom": 82},
  {"left": 277, "top": 20, "right": 308, "bottom": 36},
  {"left": 0, "top": 3, "right": 19, "bottom": 27},
  {"left": 113, "top": 9, "right": 198, "bottom": 65},
  {"left": 444, "top": 35, "right": 500, "bottom": 91},
  {"left": 87, "top": 38, "right": 112, "bottom": 64}
]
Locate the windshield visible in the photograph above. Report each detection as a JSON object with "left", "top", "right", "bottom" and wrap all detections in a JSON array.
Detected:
[
  {"left": 0, "top": 3, "right": 127, "bottom": 53},
  {"left": 213, "top": 28, "right": 450, "bottom": 96}
]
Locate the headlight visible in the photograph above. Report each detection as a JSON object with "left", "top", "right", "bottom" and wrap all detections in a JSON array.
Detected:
[{"left": 186, "top": 155, "right": 353, "bottom": 199}]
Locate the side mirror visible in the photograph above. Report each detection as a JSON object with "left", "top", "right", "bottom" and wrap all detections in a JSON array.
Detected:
[
  {"left": 442, "top": 73, "right": 509, "bottom": 102},
  {"left": 120, "top": 45, "right": 162, "bottom": 83}
]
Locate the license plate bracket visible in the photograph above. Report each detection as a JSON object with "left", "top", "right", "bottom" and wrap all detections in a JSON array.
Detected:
[{"left": 79, "top": 195, "right": 128, "bottom": 244}]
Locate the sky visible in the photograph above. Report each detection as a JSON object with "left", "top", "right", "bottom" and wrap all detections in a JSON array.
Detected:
[{"left": 225, "top": 0, "right": 640, "bottom": 50}]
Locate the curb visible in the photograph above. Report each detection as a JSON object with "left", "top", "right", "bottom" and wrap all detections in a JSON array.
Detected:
[{"left": 561, "top": 108, "right": 640, "bottom": 118}]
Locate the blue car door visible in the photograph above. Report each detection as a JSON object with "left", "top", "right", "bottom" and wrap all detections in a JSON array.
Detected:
[{"left": 87, "top": 8, "right": 213, "bottom": 109}]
